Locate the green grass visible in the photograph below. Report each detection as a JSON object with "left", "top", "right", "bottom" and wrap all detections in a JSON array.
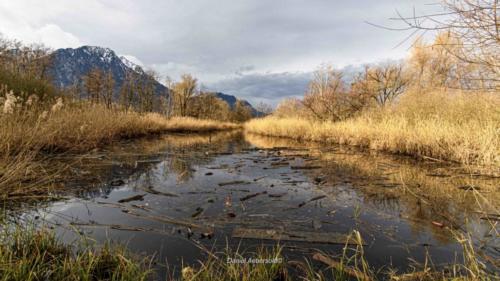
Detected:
[
  {"left": 0, "top": 226, "right": 151, "bottom": 281},
  {"left": 0, "top": 225, "right": 496, "bottom": 281}
]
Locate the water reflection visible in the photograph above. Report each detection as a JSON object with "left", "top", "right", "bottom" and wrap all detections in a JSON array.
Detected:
[
  {"left": 17, "top": 132, "right": 500, "bottom": 277},
  {"left": 246, "top": 134, "right": 499, "bottom": 248}
]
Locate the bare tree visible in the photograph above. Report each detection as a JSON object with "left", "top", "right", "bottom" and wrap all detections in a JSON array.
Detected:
[
  {"left": 0, "top": 36, "right": 52, "bottom": 80},
  {"left": 84, "top": 68, "right": 104, "bottom": 104},
  {"left": 0, "top": 35, "right": 57, "bottom": 101},
  {"left": 231, "top": 100, "right": 253, "bottom": 122},
  {"left": 274, "top": 98, "right": 306, "bottom": 118},
  {"left": 102, "top": 71, "right": 115, "bottom": 109},
  {"left": 188, "top": 92, "right": 231, "bottom": 120},
  {"left": 385, "top": 0, "right": 499, "bottom": 87},
  {"left": 302, "top": 66, "right": 357, "bottom": 121},
  {"left": 137, "top": 70, "right": 158, "bottom": 112},
  {"left": 255, "top": 102, "right": 273, "bottom": 116},
  {"left": 163, "top": 76, "right": 175, "bottom": 117},
  {"left": 172, "top": 74, "right": 197, "bottom": 116},
  {"left": 352, "top": 63, "right": 409, "bottom": 106},
  {"left": 120, "top": 72, "right": 138, "bottom": 110}
]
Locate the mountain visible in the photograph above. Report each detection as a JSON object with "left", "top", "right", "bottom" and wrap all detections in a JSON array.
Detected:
[
  {"left": 213, "top": 92, "right": 261, "bottom": 116},
  {"left": 48, "top": 45, "right": 261, "bottom": 115},
  {"left": 48, "top": 46, "right": 168, "bottom": 99}
]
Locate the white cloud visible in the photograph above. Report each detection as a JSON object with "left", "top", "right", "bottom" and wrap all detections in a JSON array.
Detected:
[
  {"left": 0, "top": 1, "right": 82, "bottom": 48},
  {"left": 36, "top": 24, "right": 81, "bottom": 48},
  {"left": 0, "top": 21, "right": 81, "bottom": 49},
  {"left": 0, "top": 0, "right": 442, "bottom": 102}
]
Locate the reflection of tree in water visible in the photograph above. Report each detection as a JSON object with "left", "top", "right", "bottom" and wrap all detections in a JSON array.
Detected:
[
  {"left": 168, "top": 157, "right": 193, "bottom": 183},
  {"left": 319, "top": 156, "right": 496, "bottom": 244},
  {"left": 245, "top": 133, "right": 499, "bottom": 245},
  {"left": 36, "top": 131, "right": 244, "bottom": 200},
  {"left": 161, "top": 131, "right": 248, "bottom": 183},
  {"left": 69, "top": 159, "right": 160, "bottom": 199}
]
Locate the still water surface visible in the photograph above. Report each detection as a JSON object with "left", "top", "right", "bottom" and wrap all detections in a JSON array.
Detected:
[{"left": 17, "top": 132, "right": 499, "bottom": 278}]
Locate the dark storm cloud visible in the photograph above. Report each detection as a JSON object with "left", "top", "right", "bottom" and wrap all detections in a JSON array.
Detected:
[
  {"left": 0, "top": 0, "right": 441, "bottom": 103},
  {"left": 208, "top": 72, "right": 313, "bottom": 106},
  {"left": 208, "top": 64, "right": 366, "bottom": 106}
]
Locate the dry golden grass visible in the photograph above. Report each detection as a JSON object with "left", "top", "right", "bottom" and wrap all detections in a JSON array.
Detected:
[
  {"left": 245, "top": 90, "right": 500, "bottom": 167},
  {"left": 0, "top": 102, "right": 238, "bottom": 196},
  {"left": 1, "top": 103, "right": 239, "bottom": 154}
]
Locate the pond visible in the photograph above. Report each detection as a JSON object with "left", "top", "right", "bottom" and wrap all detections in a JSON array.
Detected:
[{"left": 11, "top": 131, "right": 500, "bottom": 279}]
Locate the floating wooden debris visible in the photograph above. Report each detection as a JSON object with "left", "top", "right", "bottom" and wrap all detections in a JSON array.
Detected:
[
  {"left": 232, "top": 228, "right": 359, "bottom": 245},
  {"left": 268, "top": 192, "right": 287, "bottom": 198},
  {"left": 298, "top": 195, "right": 327, "bottom": 207},
  {"left": 205, "top": 152, "right": 233, "bottom": 156},
  {"left": 205, "top": 172, "right": 214, "bottom": 176},
  {"left": 71, "top": 222, "right": 151, "bottom": 232},
  {"left": 312, "top": 253, "right": 372, "bottom": 281},
  {"left": 125, "top": 209, "right": 203, "bottom": 229},
  {"left": 207, "top": 164, "right": 229, "bottom": 169},
  {"left": 110, "top": 179, "right": 125, "bottom": 186},
  {"left": 110, "top": 225, "right": 147, "bottom": 232},
  {"left": 191, "top": 207, "right": 204, "bottom": 218},
  {"left": 283, "top": 180, "right": 305, "bottom": 184},
  {"left": 253, "top": 175, "right": 268, "bottom": 181},
  {"left": 291, "top": 165, "right": 322, "bottom": 170},
  {"left": 270, "top": 161, "right": 289, "bottom": 166},
  {"left": 131, "top": 204, "right": 151, "bottom": 211},
  {"left": 218, "top": 180, "right": 251, "bottom": 186},
  {"left": 145, "top": 186, "right": 178, "bottom": 197},
  {"left": 186, "top": 191, "right": 216, "bottom": 194},
  {"left": 240, "top": 191, "right": 267, "bottom": 201},
  {"left": 118, "top": 194, "right": 146, "bottom": 203},
  {"left": 313, "top": 176, "right": 326, "bottom": 184},
  {"left": 228, "top": 188, "right": 250, "bottom": 192}
]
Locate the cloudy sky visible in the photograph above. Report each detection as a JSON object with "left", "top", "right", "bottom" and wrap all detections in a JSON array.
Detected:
[{"left": 0, "top": 0, "right": 441, "bottom": 105}]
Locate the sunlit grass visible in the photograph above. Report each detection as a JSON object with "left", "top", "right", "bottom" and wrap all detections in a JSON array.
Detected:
[{"left": 245, "top": 90, "right": 500, "bottom": 167}]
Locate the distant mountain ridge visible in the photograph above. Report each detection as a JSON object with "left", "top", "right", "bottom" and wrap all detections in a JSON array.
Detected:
[
  {"left": 48, "top": 46, "right": 167, "bottom": 99},
  {"left": 213, "top": 92, "right": 260, "bottom": 116},
  {"left": 47, "top": 45, "right": 260, "bottom": 115}
]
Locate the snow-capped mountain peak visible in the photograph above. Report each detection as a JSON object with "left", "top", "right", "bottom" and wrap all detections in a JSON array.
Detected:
[
  {"left": 119, "top": 55, "right": 145, "bottom": 74},
  {"left": 48, "top": 45, "right": 167, "bottom": 98}
]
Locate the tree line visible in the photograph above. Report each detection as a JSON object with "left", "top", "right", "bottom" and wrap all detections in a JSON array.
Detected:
[
  {"left": 275, "top": 0, "right": 499, "bottom": 121},
  {"left": 80, "top": 70, "right": 255, "bottom": 122},
  {"left": 0, "top": 37, "right": 58, "bottom": 103},
  {"left": 0, "top": 36, "right": 257, "bottom": 122}
]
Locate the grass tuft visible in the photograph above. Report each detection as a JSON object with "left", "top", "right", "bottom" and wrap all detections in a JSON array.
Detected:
[{"left": 0, "top": 226, "right": 151, "bottom": 281}]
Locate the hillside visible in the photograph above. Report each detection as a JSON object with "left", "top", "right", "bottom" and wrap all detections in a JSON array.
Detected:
[
  {"left": 48, "top": 46, "right": 168, "bottom": 99},
  {"left": 48, "top": 46, "right": 260, "bottom": 115}
]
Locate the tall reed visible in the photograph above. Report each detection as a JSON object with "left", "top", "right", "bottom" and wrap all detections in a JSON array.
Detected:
[{"left": 245, "top": 90, "right": 500, "bottom": 167}]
